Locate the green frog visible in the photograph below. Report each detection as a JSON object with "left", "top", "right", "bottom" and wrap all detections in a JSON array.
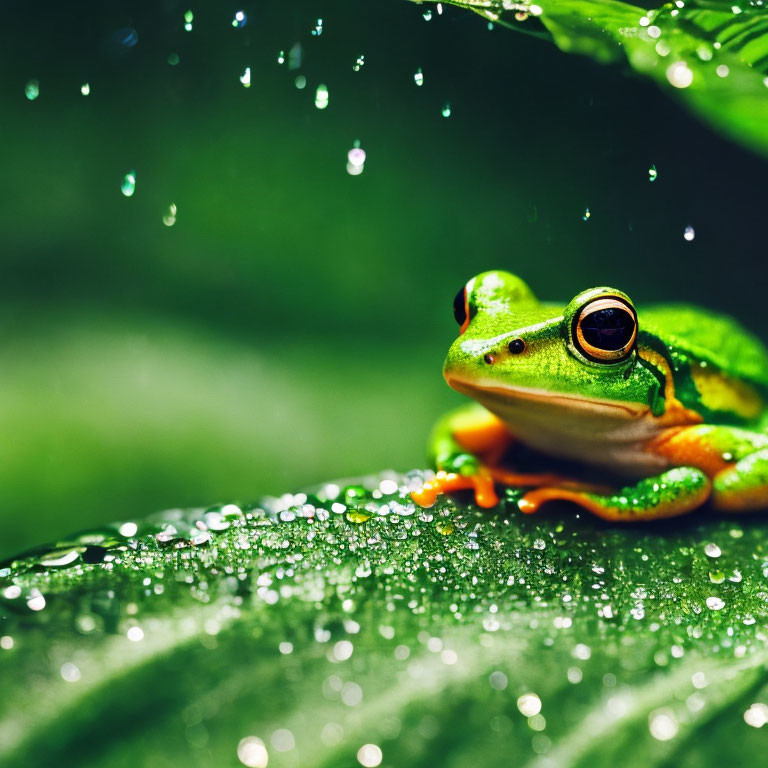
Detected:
[{"left": 412, "top": 270, "right": 768, "bottom": 520}]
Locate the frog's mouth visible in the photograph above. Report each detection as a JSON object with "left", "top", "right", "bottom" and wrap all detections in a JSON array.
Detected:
[{"left": 446, "top": 377, "right": 649, "bottom": 422}]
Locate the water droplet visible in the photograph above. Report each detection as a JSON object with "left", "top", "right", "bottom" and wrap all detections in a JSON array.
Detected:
[
  {"left": 683, "top": 225, "right": 695, "bottom": 241},
  {"left": 704, "top": 542, "right": 721, "bottom": 558},
  {"left": 582, "top": 207, "right": 591, "bottom": 221},
  {"left": 648, "top": 164, "right": 658, "bottom": 182},
  {"left": 168, "top": 53, "right": 180, "bottom": 66},
  {"left": 706, "top": 596, "right": 725, "bottom": 610},
  {"left": 667, "top": 61, "right": 693, "bottom": 88},
  {"left": 517, "top": 693, "right": 542, "bottom": 717},
  {"left": 423, "top": 9, "right": 433, "bottom": 20},
  {"left": 27, "top": 592, "right": 46, "bottom": 611},
  {"left": 744, "top": 703, "right": 768, "bottom": 728},
  {"left": 346, "top": 509, "right": 371, "bottom": 524},
  {"left": 347, "top": 146, "right": 366, "bottom": 176},
  {"left": 60, "top": 662, "right": 81, "bottom": 682},
  {"left": 294, "top": 75, "right": 306, "bottom": 90},
  {"left": 238, "top": 736, "right": 269, "bottom": 767},
  {"left": 240, "top": 68, "right": 251, "bottom": 88},
  {"left": 25, "top": 80, "right": 39, "bottom": 101},
  {"left": 315, "top": 83, "right": 329, "bottom": 110},
  {"left": 162, "top": 203, "right": 177, "bottom": 227},
  {"left": 414, "top": 68, "right": 424, "bottom": 87},
  {"left": 436, "top": 520, "right": 454, "bottom": 535},
  {"left": 353, "top": 55, "right": 365, "bottom": 71},
  {"left": 533, "top": 538, "right": 546, "bottom": 550},
  {"left": 649, "top": 710, "right": 678, "bottom": 740},
  {"left": 441, "top": 102, "right": 451, "bottom": 118},
  {"left": 311, "top": 18, "right": 323, "bottom": 36},
  {"left": 232, "top": 11, "right": 247, "bottom": 28},
  {"left": 184, "top": 9, "right": 193, "bottom": 32},
  {"left": 709, "top": 570, "right": 725, "bottom": 584},
  {"left": 121, "top": 170, "right": 136, "bottom": 197},
  {"left": 80, "top": 82, "right": 90, "bottom": 96},
  {"left": 357, "top": 744, "right": 383, "bottom": 767}
]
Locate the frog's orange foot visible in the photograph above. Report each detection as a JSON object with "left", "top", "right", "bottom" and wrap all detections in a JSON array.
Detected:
[
  {"left": 411, "top": 467, "right": 583, "bottom": 510},
  {"left": 411, "top": 469, "right": 499, "bottom": 509}
]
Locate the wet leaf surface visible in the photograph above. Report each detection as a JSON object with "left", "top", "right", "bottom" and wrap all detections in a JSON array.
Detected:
[{"left": 1, "top": 471, "right": 767, "bottom": 767}]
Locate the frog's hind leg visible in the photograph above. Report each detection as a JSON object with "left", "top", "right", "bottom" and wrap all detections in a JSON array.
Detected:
[
  {"left": 712, "top": 448, "right": 768, "bottom": 511},
  {"left": 518, "top": 467, "right": 711, "bottom": 522}
]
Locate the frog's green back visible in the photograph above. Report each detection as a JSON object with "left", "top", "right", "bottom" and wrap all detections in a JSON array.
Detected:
[{"left": 640, "top": 304, "right": 768, "bottom": 390}]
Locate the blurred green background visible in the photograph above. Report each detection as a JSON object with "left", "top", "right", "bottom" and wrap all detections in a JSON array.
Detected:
[{"left": 1, "top": 0, "right": 766, "bottom": 558}]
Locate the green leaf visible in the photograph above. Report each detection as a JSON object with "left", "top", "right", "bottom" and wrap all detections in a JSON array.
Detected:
[
  {"left": 1, "top": 473, "right": 767, "bottom": 767},
  {"left": 420, "top": 0, "right": 768, "bottom": 157}
]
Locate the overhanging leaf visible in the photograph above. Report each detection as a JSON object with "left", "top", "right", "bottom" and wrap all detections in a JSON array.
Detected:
[
  {"left": 418, "top": 0, "right": 768, "bottom": 158},
  {"left": 1, "top": 472, "right": 767, "bottom": 767}
]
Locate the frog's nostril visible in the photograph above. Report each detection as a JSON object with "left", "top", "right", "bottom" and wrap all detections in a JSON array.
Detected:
[
  {"left": 483, "top": 353, "right": 496, "bottom": 365},
  {"left": 508, "top": 338, "right": 526, "bottom": 355}
]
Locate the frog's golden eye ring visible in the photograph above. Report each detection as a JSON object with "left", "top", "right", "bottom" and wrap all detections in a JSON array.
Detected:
[
  {"left": 453, "top": 286, "right": 471, "bottom": 335},
  {"left": 572, "top": 296, "right": 637, "bottom": 363}
]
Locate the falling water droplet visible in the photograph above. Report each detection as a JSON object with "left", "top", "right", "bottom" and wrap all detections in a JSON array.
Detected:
[
  {"left": 121, "top": 171, "right": 136, "bottom": 197},
  {"left": 315, "top": 84, "right": 329, "bottom": 110},
  {"left": 441, "top": 102, "right": 451, "bottom": 118},
  {"left": 353, "top": 55, "right": 365, "bottom": 71},
  {"left": 648, "top": 164, "right": 658, "bottom": 182},
  {"left": 414, "top": 68, "right": 424, "bottom": 86},
  {"left": 25, "top": 80, "right": 39, "bottom": 101},
  {"left": 277, "top": 50, "right": 285, "bottom": 65},
  {"left": 240, "top": 68, "right": 251, "bottom": 88},
  {"left": 162, "top": 203, "right": 177, "bottom": 227},
  {"left": 232, "top": 11, "right": 247, "bottom": 28},
  {"left": 683, "top": 225, "right": 695, "bottom": 241},
  {"left": 311, "top": 18, "right": 323, "bottom": 36},
  {"left": 347, "top": 146, "right": 366, "bottom": 176},
  {"left": 80, "top": 82, "right": 90, "bottom": 96},
  {"left": 423, "top": 9, "right": 433, "bottom": 21},
  {"left": 184, "top": 9, "right": 193, "bottom": 32},
  {"left": 582, "top": 207, "right": 591, "bottom": 221}
]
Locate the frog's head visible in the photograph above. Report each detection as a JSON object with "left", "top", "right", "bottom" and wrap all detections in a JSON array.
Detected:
[{"left": 445, "top": 271, "right": 664, "bottom": 429}]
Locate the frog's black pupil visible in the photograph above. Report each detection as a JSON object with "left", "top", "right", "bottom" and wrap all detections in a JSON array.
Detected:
[
  {"left": 508, "top": 338, "right": 525, "bottom": 355},
  {"left": 453, "top": 287, "right": 467, "bottom": 327},
  {"left": 581, "top": 307, "right": 635, "bottom": 351}
]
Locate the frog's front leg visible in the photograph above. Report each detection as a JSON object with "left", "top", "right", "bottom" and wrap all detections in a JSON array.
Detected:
[
  {"left": 518, "top": 467, "right": 711, "bottom": 521},
  {"left": 413, "top": 404, "right": 579, "bottom": 509}
]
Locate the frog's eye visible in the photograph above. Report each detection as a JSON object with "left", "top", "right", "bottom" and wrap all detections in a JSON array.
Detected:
[
  {"left": 453, "top": 286, "right": 471, "bottom": 335},
  {"left": 573, "top": 296, "right": 637, "bottom": 363}
]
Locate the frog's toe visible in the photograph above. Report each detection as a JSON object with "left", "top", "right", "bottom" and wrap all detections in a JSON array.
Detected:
[{"left": 411, "top": 468, "right": 499, "bottom": 509}]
